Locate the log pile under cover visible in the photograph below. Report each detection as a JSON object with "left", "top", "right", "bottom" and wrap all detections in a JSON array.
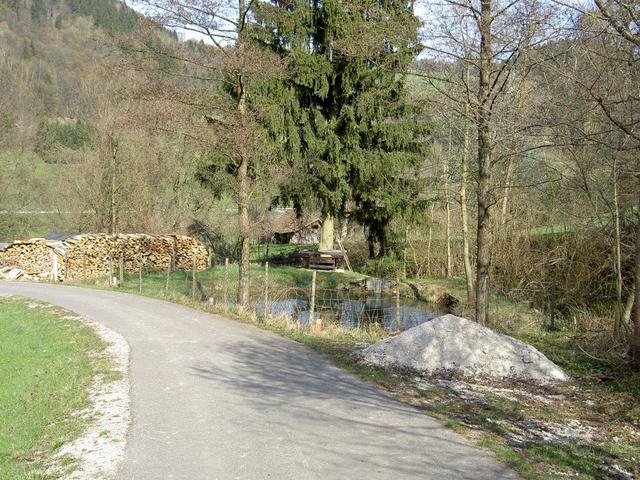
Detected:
[
  {"left": 0, "top": 233, "right": 209, "bottom": 281},
  {"left": 0, "top": 239, "right": 61, "bottom": 280}
]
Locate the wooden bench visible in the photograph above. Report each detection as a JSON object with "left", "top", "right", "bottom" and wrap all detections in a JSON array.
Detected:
[{"left": 299, "top": 249, "right": 346, "bottom": 271}]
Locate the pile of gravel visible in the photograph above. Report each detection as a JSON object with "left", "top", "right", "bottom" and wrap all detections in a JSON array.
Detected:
[{"left": 360, "top": 314, "right": 568, "bottom": 383}]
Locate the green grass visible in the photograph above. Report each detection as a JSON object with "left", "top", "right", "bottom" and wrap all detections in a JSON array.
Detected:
[
  {"left": 248, "top": 243, "right": 313, "bottom": 262},
  {"left": 79, "top": 264, "right": 368, "bottom": 302},
  {"left": 0, "top": 297, "right": 108, "bottom": 479}
]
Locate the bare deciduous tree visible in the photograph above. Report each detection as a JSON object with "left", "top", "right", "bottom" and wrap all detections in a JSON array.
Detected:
[
  {"left": 419, "top": 0, "right": 557, "bottom": 324},
  {"left": 126, "top": 0, "right": 284, "bottom": 306}
]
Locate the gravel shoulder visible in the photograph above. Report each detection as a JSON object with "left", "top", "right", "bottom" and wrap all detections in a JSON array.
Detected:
[
  {"left": 50, "top": 313, "right": 130, "bottom": 479},
  {"left": 0, "top": 282, "right": 519, "bottom": 480}
]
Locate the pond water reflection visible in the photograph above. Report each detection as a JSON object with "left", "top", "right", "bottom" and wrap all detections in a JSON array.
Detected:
[{"left": 257, "top": 291, "right": 446, "bottom": 332}]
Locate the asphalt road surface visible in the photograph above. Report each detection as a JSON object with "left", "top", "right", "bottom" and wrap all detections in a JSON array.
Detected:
[{"left": 0, "top": 282, "right": 519, "bottom": 479}]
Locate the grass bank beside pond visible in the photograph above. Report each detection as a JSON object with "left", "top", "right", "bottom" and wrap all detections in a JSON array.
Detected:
[
  {"left": 75, "top": 266, "right": 640, "bottom": 479},
  {"left": 79, "top": 264, "right": 369, "bottom": 302},
  {"left": 0, "top": 297, "right": 109, "bottom": 479}
]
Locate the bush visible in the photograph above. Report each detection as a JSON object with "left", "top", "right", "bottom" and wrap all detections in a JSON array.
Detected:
[{"left": 362, "top": 254, "right": 406, "bottom": 279}]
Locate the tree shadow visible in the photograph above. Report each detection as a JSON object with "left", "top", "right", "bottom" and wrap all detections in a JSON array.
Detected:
[{"left": 187, "top": 336, "right": 517, "bottom": 479}]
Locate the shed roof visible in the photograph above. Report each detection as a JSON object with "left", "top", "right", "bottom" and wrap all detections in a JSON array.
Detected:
[
  {"left": 268, "top": 210, "right": 320, "bottom": 235},
  {"left": 44, "top": 232, "right": 81, "bottom": 241}
]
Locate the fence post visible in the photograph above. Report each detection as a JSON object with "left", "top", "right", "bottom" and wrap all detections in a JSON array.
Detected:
[
  {"left": 63, "top": 253, "right": 68, "bottom": 282},
  {"left": 309, "top": 270, "right": 317, "bottom": 328},
  {"left": 264, "top": 261, "right": 269, "bottom": 317},
  {"left": 224, "top": 257, "right": 229, "bottom": 307},
  {"left": 165, "top": 258, "right": 171, "bottom": 296},
  {"left": 396, "top": 277, "right": 401, "bottom": 332},
  {"left": 108, "top": 256, "right": 114, "bottom": 287},
  {"left": 119, "top": 254, "right": 124, "bottom": 288},
  {"left": 192, "top": 257, "right": 197, "bottom": 300},
  {"left": 51, "top": 253, "right": 58, "bottom": 283},
  {"left": 548, "top": 287, "right": 556, "bottom": 331},
  {"left": 138, "top": 255, "right": 143, "bottom": 294}
]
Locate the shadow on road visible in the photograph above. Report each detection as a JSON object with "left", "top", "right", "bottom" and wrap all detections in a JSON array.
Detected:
[{"left": 187, "top": 337, "right": 516, "bottom": 479}]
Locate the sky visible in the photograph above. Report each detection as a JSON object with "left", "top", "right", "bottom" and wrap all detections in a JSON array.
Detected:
[{"left": 125, "top": 0, "right": 432, "bottom": 46}]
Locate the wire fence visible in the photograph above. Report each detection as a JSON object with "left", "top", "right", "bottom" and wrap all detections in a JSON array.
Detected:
[
  {"left": 89, "top": 252, "right": 604, "bottom": 335},
  {"left": 96, "top": 256, "right": 446, "bottom": 333}
]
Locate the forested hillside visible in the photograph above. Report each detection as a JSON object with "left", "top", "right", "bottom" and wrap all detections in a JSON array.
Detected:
[{"left": 0, "top": 0, "right": 214, "bottom": 240}]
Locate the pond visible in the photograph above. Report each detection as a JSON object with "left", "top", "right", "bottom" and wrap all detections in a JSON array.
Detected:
[{"left": 256, "top": 291, "right": 447, "bottom": 332}]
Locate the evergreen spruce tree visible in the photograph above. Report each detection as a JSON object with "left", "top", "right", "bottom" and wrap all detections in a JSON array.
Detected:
[{"left": 253, "top": 0, "right": 430, "bottom": 254}]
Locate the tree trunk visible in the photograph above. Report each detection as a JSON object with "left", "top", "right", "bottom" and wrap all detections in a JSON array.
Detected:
[
  {"left": 377, "top": 223, "right": 387, "bottom": 258},
  {"left": 475, "top": 0, "right": 494, "bottom": 326},
  {"left": 445, "top": 128, "right": 452, "bottom": 277},
  {"left": 427, "top": 202, "right": 435, "bottom": 276},
  {"left": 109, "top": 134, "right": 118, "bottom": 235},
  {"left": 368, "top": 230, "right": 376, "bottom": 259},
  {"left": 613, "top": 160, "right": 624, "bottom": 337},
  {"left": 461, "top": 61, "right": 474, "bottom": 304},
  {"left": 319, "top": 212, "right": 334, "bottom": 250},
  {"left": 460, "top": 118, "right": 474, "bottom": 304},
  {"left": 500, "top": 156, "right": 514, "bottom": 226},
  {"left": 235, "top": 0, "right": 250, "bottom": 307},
  {"left": 624, "top": 290, "right": 635, "bottom": 324},
  {"left": 236, "top": 80, "right": 250, "bottom": 307},
  {"left": 632, "top": 181, "right": 640, "bottom": 362}
]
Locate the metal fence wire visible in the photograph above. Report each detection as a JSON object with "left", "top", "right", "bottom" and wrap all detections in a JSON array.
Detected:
[
  {"left": 103, "top": 256, "right": 585, "bottom": 334},
  {"left": 103, "top": 257, "right": 445, "bottom": 333}
]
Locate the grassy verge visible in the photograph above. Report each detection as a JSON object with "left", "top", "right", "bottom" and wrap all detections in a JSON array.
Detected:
[
  {"left": 248, "top": 243, "right": 313, "bottom": 262},
  {"left": 75, "top": 266, "right": 640, "bottom": 479},
  {"left": 0, "top": 297, "right": 110, "bottom": 479}
]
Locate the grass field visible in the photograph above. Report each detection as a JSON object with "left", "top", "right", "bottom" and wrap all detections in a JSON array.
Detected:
[{"left": 0, "top": 297, "right": 108, "bottom": 479}]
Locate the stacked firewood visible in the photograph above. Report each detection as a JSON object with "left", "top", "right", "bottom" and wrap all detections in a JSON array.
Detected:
[
  {"left": 0, "top": 239, "right": 60, "bottom": 279},
  {"left": 0, "top": 234, "right": 209, "bottom": 281}
]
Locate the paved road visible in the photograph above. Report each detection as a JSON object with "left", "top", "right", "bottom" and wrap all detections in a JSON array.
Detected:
[{"left": 1, "top": 282, "right": 518, "bottom": 479}]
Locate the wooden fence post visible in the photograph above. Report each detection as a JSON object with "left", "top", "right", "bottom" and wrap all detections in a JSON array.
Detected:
[
  {"left": 264, "top": 261, "right": 269, "bottom": 316},
  {"left": 192, "top": 257, "right": 197, "bottom": 300},
  {"left": 165, "top": 258, "right": 171, "bottom": 296},
  {"left": 224, "top": 257, "right": 229, "bottom": 307},
  {"left": 396, "top": 277, "right": 401, "bottom": 332},
  {"left": 108, "top": 256, "right": 114, "bottom": 287},
  {"left": 138, "top": 256, "right": 143, "bottom": 294},
  {"left": 309, "top": 270, "right": 317, "bottom": 328},
  {"left": 119, "top": 254, "right": 124, "bottom": 288},
  {"left": 548, "top": 287, "right": 557, "bottom": 331}
]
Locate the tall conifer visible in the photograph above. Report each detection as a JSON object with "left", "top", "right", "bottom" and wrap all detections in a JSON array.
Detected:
[{"left": 254, "top": 0, "right": 430, "bottom": 254}]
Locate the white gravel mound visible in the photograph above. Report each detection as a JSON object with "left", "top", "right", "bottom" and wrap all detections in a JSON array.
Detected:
[{"left": 360, "top": 314, "right": 568, "bottom": 383}]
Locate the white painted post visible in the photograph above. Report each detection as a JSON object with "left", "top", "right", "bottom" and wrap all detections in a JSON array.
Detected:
[{"left": 52, "top": 253, "right": 58, "bottom": 282}]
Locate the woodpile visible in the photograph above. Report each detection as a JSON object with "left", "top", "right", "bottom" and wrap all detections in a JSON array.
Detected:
[
  {"left": 0, "top": 234, "right": 209, "bottom": 282},
  {"left": 0, "top": 239, "right": 60, "bottom": 280},
  {"left": 0, "top": 266, "right": 35, "bottom": 281}
]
